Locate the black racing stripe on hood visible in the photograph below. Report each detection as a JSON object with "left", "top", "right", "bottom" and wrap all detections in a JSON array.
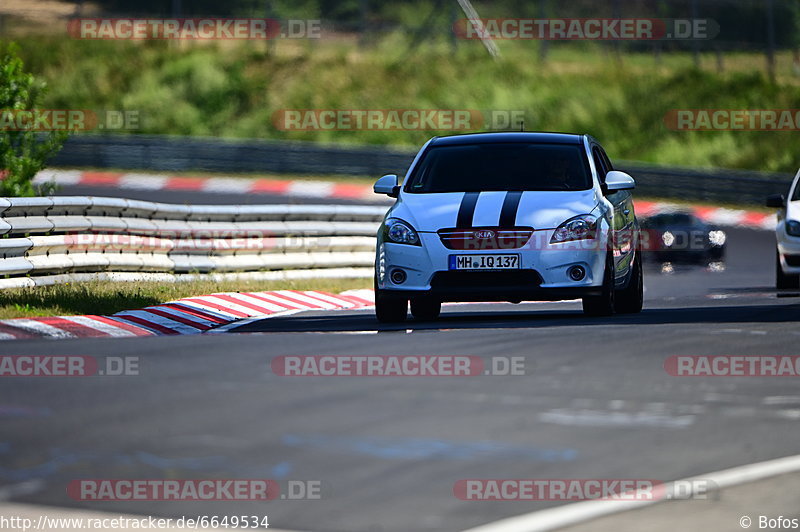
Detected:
[
  {"left": 499, "top": 191, "right": 524, "bottom": 228},
  {"left": 456, "top": 192, "right": 480, "bottom": 228}
]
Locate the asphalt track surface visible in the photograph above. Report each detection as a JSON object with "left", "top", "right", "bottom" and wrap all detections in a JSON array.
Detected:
[{"left": 1, "top": 186, "right": 797, "bottom": 531}]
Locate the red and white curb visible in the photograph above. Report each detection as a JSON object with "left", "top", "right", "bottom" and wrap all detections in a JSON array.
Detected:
[
  {"left": 0, "top": 290, "right": 376, "bottom": 340},
  {"left": 34, "top": 169, "right": 384, "bottom": 203},
  {"left": 35, "top": 169, "right": 776, "bottom": 230}
]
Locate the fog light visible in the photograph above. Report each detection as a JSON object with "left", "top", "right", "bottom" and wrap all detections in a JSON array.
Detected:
[
  {"left": 568, "top": 265, "right": 586, "bottom": 282},
  {"left": 390, "top": 269, "right": 407, "bottom": 284}
]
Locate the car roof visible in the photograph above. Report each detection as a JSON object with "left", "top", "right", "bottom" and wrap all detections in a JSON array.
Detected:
[{"left": 429, "top": 132, "right": 586, "bottom": 146}]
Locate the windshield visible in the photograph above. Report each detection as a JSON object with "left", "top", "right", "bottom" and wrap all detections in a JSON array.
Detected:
[
  {"left": 643, "top": 213, "right": 700, "bottom": 227},
  {"left": 405, "top": 143, "right": 592, "bottom": 193}
]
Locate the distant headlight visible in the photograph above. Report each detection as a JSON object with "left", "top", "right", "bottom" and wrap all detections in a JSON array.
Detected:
[
  {"left": 708, "top": 230, "right": 726, "bottom": 246},
  {"left": 661, "top": 231, "right": 675, "bottom": 247},
  {"left": 383, "top": 218, "right": 420, "bottom": 246},
  {"left": 786, "top": 220, "right": 800, "bottom": 237},
  {"left": 550, "top": 215, "right": 597, "bottom": 243}
]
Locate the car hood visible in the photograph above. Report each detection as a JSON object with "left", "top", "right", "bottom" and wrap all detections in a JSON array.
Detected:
[{"left": 390, "top": 190, "right": 601, "bottom": 232}]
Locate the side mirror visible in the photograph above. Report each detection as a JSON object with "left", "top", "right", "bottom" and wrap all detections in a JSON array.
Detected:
[
  {"left": 766, "top": 194, "right": 786, "bottom": 209},
  {"left": 374, "top": 174, "right": 400, "bottom": 198},
  {"left": 603, "top": 170, "right": 636, "bottom": 195}
]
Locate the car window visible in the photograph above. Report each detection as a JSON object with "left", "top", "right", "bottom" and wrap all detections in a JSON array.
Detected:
[
  {"left": 405, "top": 143, "right": 592, "bottom": 193},
  {"left": 600, "top": 147, "right": 614, "bottom": 172},
  {"left": 591, "top": 146, "right": 608, "bottom": 183},
  {"left": 792, "top": 180, "right": 800, "bottom": 201}
]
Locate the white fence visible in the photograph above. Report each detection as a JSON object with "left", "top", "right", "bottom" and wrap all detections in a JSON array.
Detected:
[{"left": 0, "top": 197, "right": 386, "bottom": 289}]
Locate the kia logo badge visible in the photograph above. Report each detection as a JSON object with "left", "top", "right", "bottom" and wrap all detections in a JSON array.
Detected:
[{"left": 473, "top": 230, "right": 496, "bottom": 239}]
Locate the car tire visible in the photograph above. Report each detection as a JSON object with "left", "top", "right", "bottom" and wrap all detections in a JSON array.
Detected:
[
  {"left": 410, "top": 298, "right": 441, "bottom": 321},
  {"left": 374, "top": 277, "right": 408, "bottom": 323},
  {"left": 614, "top": 252, "right": 643, "bottom": 314},
  {"left": 375, "top": 290, "right": 408, "bottom": 323},
  {"left": 776, "top": 249, "right": 800, "bottom": 289},
  {"left": 582, "top": 252, "right": 615, "bottom": 317}
]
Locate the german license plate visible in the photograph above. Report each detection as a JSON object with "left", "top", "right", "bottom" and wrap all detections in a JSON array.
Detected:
[{"left": 449, "top": 254, "right": 520, "bottom": 270}]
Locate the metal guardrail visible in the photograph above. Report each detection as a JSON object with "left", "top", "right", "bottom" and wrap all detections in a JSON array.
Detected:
[
  {"left": 50, "top": 135, "right": 416, "bottom": 177},
  {"left": 49, "top": 135, "right": 793, "bottom": 206},
  {"left": 0, "top": 196, "right": 386, "bottom": 289},
  {"left": 615, "top": 162, "right": 791, "bottom": 206}
]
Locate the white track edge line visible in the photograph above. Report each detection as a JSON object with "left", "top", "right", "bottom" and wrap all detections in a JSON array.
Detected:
[{"left": 460, "top": 453, "right": 800, "bottom": 532}]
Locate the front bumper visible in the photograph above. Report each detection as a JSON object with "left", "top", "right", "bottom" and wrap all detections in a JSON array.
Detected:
[{"left": 376, "top": 230, "right": 606, "bottom": 303}]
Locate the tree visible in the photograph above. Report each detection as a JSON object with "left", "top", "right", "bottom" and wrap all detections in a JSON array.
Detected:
[{"left": 0, "top": 43, "right": 68, "bottom": 197}]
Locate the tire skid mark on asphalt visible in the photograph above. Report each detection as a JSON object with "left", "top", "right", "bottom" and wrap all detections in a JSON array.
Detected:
[
  {"left": 381, "top": 389, "right": 800, "bottom": 428},
  {"left": 280, "top": 433, "right": 578, "bottom": 462},
  {"left": 0, "top": 480, "right": 46, "bottom": 501},
  {"left": 763, "top": 395, "right": 800, "bottom": 405},
  {"left": 538, "top": 409, "right": 695, "bottom": 429}
]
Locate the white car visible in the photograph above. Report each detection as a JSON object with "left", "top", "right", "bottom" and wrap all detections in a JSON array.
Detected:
[
  {"left": 766, "top": 168, "right": 800, "bottom": 289},
  {"left": 372, "top": 132, "right": 643, "bottom": 322}
]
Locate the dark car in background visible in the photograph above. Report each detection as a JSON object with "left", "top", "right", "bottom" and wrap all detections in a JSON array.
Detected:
[{"left": 640, "top": 212, "right": 726, "bottom": 264}]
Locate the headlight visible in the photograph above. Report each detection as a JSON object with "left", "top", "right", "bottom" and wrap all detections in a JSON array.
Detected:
[
  {"left": 708, "top": 230, "right": 726, "bottom": 246},
  {"left": 662, "top": 231, "right": 675, "bottom": 247},
  {"left": 383, "top": 218, "right": 420, "bottom": 246},
  {"left": 550, "top": 215, "right": 597, "bottom": 243},
  {"left": 786, "top": 220, "right": 800, "bottom": 237}
]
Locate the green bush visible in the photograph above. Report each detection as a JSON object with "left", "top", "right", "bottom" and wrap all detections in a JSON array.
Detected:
[{"left": 0, "top": 43, "right": 67, "bottom": 196}]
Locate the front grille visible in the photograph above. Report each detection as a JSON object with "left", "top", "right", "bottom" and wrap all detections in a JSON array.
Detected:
[
  {"left": 430, "top": 270, "right": 543, "bottom": 289},
  {"left": 785, "top": 254, "right": 800, "bottom": 267},
  {"left": 438, "top": 226, "right": 534, "bottom": 250}
]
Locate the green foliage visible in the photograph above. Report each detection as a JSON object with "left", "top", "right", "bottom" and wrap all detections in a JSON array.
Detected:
[
  {"left": 8, "top": 35, "right": 800, "bottom": 172},
  {"left": 0, "top": 43, "right": 67, "bottom": 196}
]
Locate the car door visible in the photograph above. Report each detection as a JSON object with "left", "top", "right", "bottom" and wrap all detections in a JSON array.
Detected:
[{"left": 591, "top": 144, "right": 634, "bottom": 283}]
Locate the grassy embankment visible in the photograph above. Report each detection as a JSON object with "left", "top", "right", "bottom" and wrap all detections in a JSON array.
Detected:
[{"left": 7, "top": 34, "right": 800, "bottom": 172}]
